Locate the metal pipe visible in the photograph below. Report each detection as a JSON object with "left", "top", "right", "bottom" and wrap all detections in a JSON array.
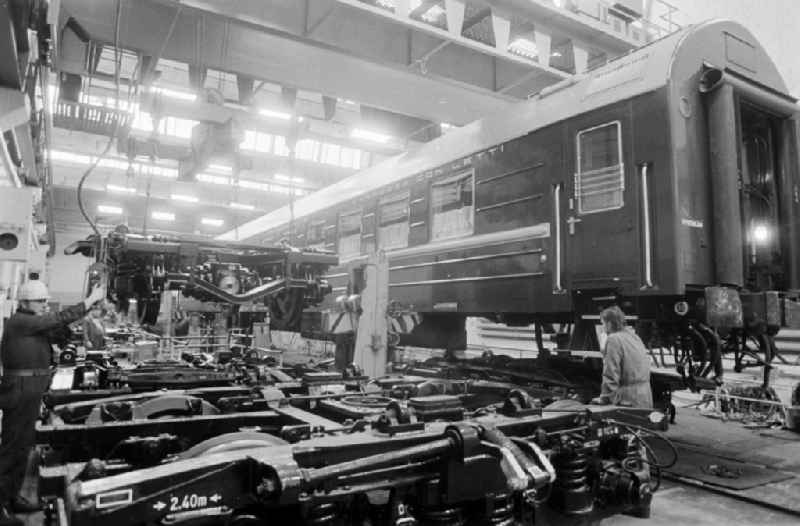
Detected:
[
  {"left": 303, "top": 436, "right": 455, "bottom": 485},
  {"left": 553, "top": 184, "right": 563, "bottom": 293},
  {"left": 640, "top": 164, "right": 654, "bottom": 288},
  {"left": 703, "top": 81, "right": 744, "bottom": 286},
  {"left": 699, "top": 67, "right": 799, "bottom": 117}
]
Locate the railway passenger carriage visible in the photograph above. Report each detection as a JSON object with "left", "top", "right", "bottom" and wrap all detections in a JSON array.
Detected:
[{"left": 224, "top": 20, "right": 800, "bottom": 388}]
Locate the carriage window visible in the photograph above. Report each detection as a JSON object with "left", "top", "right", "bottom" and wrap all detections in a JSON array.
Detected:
[
  {"left": 338, "top": 210, "right": 362, "bottom": 258},
  {"left": 378, "top": 191, "right": 410, "bottom": 250},
  {"left": 576, "top": 121, "right": 624, "bottom": 214},
  {"left": 431, "top": 170, "right": 474, "bottom": 240},
  {"left": 306, "top": 220, "right": 327, "bottom": 250}
]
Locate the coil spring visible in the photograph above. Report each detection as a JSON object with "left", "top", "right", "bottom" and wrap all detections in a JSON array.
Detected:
[
  {"left": 558, "top": 449, "right": 589, "bottom": 489},
  {"left": 488, "top": 494, "right": 515, "bottom": 526},
  {"left": 627, "top": 435, "right": 641, "bottom": 458},
  {"left": 420, "top": 505, "right": 464, "bottom": 525},
  {"left": 307, "top": 502, "right": 337, "bottom": 525}
]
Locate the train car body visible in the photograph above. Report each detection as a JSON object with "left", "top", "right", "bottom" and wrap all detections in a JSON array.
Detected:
[{"left": 222, "top": 20, "right": 800, "bottom": 387}]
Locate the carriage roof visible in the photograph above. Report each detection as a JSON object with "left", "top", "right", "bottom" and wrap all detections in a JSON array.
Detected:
[{"left": 219, "top": 20, "right": 787, "bottom": 242}]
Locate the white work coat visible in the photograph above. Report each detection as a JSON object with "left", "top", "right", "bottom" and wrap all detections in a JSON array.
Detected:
[{"left": 600, "top": 329, "right": 653, "bottom": 408}]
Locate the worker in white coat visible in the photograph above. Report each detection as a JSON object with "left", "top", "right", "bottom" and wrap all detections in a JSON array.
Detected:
[{"left": 591, "top": 306, "right": 653, "bottom": 408}]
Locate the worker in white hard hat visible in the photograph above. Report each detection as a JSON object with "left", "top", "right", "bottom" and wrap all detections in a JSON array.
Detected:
[{"left": 0, "top": 280, "right": 105, "bottom": 524}]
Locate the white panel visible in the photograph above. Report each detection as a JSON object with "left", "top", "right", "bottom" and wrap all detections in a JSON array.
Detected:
[
  {"left": 444, "top": 0, "right": 465, "bottom": 36},
  {"left": 535, "top": 29, "right": 552, "bottom": 67},
  {"left": 0, "top": 187, "right": 34, "bottom": 262},
  {"left": 573, "top": 41, "right": 590, "bottom": 73},
  {"left": 491, "top": 10, "right": 511, "bottom": 51},
  {"left": 395, "top": 0, "right": 410, "bottom": 18}
]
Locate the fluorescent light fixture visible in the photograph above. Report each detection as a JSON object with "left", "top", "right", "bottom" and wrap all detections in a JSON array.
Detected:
[
  {"left": 152, "top": 86, "right": 197, "bottom": 101},
  {"left": 49, "top": 149, "right": 179, "bottom": 179},
  {"left": 208, "top": 163, "right": 233, "bottom": 173},
  {"left": 351, "top": 128, "right": 391, "bottom": 144},
  {"left": 201, "top": 218, "right": 224, "bottom": 227},
  {"left": 142, "top": 165, "right": 179, "bottom": 179},
  {"left": 196, "top": 173, "right": 231, "bottom": 185},
  {"left": 238, "top": 179, "right": 268, "bottom": 191},
  {"left": 508, "top": 38, "right": 538, "bottom": 59},
  {"left": 229, "top": 202, "right": 255, "bottom": 211},
  {"left": 152, "top": 211, "right": 175, "bottom": 221},
  {"left": 274, "top": 173, "right": 305, "bottom": 184},
  {"left": 171, "top": 193, "right": 199, "bottom": 203},
  {"left": 259, "top": 108, "right": 293, "bottom": 120},
  {"left": 97, "top": 205, "right": 123, "bottom": 215},
  {"left": 50, "top": 150, "right": 92, "bottom": 164},
  {"left": 106, "top": 184, "right": 136, "bottom": 193}
]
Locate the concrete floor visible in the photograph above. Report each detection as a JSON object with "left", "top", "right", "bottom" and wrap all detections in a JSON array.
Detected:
[{"left": 604, "top": 481, "right": 799, "bottom": 526}]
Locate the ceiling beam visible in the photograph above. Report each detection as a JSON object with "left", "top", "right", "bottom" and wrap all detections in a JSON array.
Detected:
[{"left": 59, "top": 0, "right": 521, "bottom": 125}]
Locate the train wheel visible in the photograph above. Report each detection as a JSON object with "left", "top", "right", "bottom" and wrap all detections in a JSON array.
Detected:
[
  {"left": 671, "top": 327, "right": 707, "bottom": 391},
  {"left": 729, "top": 332, "right": 777, "bottom": 388},
  {"left": 269, "top": 288, "right": 304, "bottom": 330}
]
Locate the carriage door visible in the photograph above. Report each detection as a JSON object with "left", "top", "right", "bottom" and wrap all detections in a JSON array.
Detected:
[
  {"left": 565, "top": 119, "right": 641, "bottom": 289},
  {"left": 740, "top": 103, "right": 786, "bottom": 291}
]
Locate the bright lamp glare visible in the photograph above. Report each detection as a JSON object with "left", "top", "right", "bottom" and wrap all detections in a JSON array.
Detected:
[
  {"left": 107, "top": 184, "right": 136, "bottom": 193},
  {"left": 351, "top": 128, "right": 391, "bottom": 144},
  {"left": 259, "top": 108, "right": 293, "bottom": 120},
  {"left": 171, "top": 194, "right": 199, "bottom": 203},
  {"left": 97, "top": 205, "right": 123, "bottom": 215},
  {"left": 152, "top": 211, "right": 175, "bottom": 221},
  {"left": 230, "top": 202, "right": 255, "bottom": 211},
  {"left": 752, "top": 224, "right": 770, "bottom": 244},
  {"left": 201, "top": 218, "right": 224, "bottom": 227}
]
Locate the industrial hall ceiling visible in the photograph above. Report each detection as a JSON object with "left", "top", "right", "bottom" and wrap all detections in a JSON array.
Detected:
[{"left": 14, "top": 0, "right": 679, "bottom": 239}]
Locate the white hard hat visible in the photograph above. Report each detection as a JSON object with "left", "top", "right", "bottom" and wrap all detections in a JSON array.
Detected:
[{"left": 18, "top": 280, "right": 50, "bottom": 301}]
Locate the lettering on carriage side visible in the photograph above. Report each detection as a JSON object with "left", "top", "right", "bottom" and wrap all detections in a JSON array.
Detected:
[{"left": 681, "top": 218, "right": 704, "bottom": 228}]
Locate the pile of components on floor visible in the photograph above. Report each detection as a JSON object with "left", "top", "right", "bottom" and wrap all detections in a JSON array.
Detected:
[
  {"left": 37, "top": 351, "right": 671, "bottom": 526},
  {"left": 40, "top": 231, "right": 675, "bottom": 524}
]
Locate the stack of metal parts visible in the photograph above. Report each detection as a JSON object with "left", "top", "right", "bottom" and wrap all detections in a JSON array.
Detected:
[{"left": 36, "top": 353, "right": 671, "bottom": 526}]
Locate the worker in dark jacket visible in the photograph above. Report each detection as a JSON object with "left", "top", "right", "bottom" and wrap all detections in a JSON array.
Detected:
[
  {"left": 591, "top": 306, "right": 653, "bottom": 408},
  {"left": 0, "top": 280, "right": 105, "bottom": 524}
]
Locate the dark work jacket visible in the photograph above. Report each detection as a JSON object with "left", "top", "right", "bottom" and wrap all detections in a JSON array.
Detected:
[{"left": 0, "top": 304, "right": 86, "bottom": 371}]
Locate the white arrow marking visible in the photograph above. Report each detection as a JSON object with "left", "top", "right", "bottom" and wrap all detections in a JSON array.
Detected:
[
  {"left": 153, "top": 501, "right": 166, "bottom": 511},
  {"left": 209, "top": 494, "right": 221, "bottom": 503}
]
